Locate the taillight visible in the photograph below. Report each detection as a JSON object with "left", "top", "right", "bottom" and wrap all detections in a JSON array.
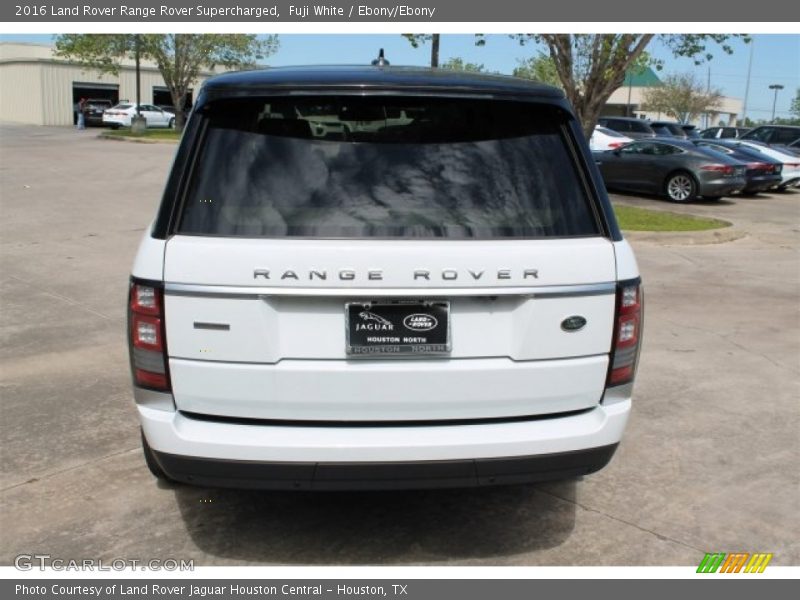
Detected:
[
  {"left": 606, "top": 279, "right": 643, "bottom": 387},
  {"left": 746, "top": 162, "right": 770, "bottom": 172},
  {"left": 701, "top": 164, "right": 734, "bottom": 175},
  {"left": 128, "top": 279, "right": 171, "bottom": 391},
  {"left": 608, "top": 142, "right": 624, "bottom": 149}
]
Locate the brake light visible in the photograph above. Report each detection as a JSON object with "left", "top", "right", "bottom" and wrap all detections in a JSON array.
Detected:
[
  {"left": 746, "top": 162, "right": 771, "bottom": 172},
  {"left": 607, "top": 279, "right": 643, "bottom": 387},
  {"left": 701, "top": 164, "right": 735, "bottom": 175},
  {"left": 608, "top": 142, "right": 624, "bottom": 149},
  {"left": 128, "top": 279, "right": 171, "bottom": 391}
]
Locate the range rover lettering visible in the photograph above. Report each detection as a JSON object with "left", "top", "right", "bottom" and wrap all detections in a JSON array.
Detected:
[{"left": 128, "top": 57, "right": 643, "bottom": 490}]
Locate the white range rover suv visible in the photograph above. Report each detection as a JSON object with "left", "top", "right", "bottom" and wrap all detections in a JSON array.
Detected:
[{"left": 128, "top": 64, "right": 643, "bottom": 490}]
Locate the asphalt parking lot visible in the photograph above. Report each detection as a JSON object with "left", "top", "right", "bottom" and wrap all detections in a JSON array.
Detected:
[{"left": 1, "top": 123, "right": 798, "bottom": 566}]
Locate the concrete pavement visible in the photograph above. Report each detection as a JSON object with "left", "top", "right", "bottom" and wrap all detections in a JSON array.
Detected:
[{"left": 1, "top": 123, "right": 798, "bottom": 566}]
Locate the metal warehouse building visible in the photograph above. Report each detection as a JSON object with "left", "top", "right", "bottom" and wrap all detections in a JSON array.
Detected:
[{"left": 0, "top": 42, "right": 218, "bottom": 126}]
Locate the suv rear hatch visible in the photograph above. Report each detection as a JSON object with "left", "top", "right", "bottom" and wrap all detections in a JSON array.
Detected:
[{"left": 160, "top": 95, "right": 619, "bottom": 422}]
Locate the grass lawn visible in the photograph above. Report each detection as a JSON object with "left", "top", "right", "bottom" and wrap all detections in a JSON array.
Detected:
[
  {"left": 613, "top": 204, "right": 730, "bottom": 232},
  {"left": 101, "top": 128, "right": 181, "bottom": 142}
]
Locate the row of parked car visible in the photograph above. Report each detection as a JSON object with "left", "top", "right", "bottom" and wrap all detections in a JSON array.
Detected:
[
  {"left": 590, "top": 120, "right": 800, "bottom": 202},
  {"left": 77, "top": 98, "right": 180, "bottom": 129}
]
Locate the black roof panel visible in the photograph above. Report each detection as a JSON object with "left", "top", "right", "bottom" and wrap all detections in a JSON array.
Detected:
[{"left": 200, "top": 65, "right": 565, "bottom": 99}]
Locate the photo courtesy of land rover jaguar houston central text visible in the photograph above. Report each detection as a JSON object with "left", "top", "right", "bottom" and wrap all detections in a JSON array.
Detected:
[{"left": 128, "top": 62, "right": 643, "bottom": 490}]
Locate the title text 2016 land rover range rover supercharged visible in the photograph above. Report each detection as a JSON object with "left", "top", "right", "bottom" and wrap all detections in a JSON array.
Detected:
[{"left": 128, "top": 64, "right": 643, "bottom": 490}]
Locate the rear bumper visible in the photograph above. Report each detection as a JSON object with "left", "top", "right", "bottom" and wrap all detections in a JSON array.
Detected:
[
  {"left": 138, "top": 396, "right": 631, "bottom": 489},
  {"left": 152, "top": 444, "right": 619, "bottom": 490},
  {"left": 743, "top": 174, "right": 783, "bottom": 193},
  {"left": 697, "top": 178, "right": 746, "bottom": 197}
]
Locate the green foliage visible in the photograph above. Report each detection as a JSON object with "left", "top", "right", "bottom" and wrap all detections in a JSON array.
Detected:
[
  {"left": 510, "top": 34, "right": 748, "bottom": 138},
  {"left": 401, "top": 33, "right": 440, "bottom": 67},
  {"left": 512, "top": 54, "right": 561, "bottom": 87},
  {"left": 54, "top": 34, "right": 278, "bottom": 130},
  {"left": 440, "top": 57, "right": 485, "bottom": 73},
  {"left": 791, "top": 88, "right": 800, "bottom": 119},
  {"left": 642, "top": 72, "right": 723, "bottom": 123}
]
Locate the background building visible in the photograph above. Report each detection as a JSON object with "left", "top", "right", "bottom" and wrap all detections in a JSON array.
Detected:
[
  {"left": 602, "top": 66, "right": 743, "bottom": 127},
  {"left": 0, "top": 42, "right": 218, "bottom": 126}
]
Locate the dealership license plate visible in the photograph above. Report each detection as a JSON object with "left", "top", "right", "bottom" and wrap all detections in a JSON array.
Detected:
[{"left": 345, "top": 301, "right": 451, "bottom": 356}]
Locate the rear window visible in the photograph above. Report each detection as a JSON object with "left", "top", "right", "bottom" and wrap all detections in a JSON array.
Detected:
[
  {"left": 177, "top": 97, "right": 599, "bottom": 239},
  {"left": 597, "top": 126, "right": 626, "bottom": 138},
  {"left": 628, "top": 120, "right": 654, "bottom": 134}
]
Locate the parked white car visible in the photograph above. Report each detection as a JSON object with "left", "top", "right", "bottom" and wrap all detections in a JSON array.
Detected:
[
  {"left": 735, "top": 140, "right": 800, "bottom": 189},
  {"left": 102, "top": 103, "right": 175, "bottom": 129},
  {"left": 590, "top": 125, "right": 633, "bottom": 151}
]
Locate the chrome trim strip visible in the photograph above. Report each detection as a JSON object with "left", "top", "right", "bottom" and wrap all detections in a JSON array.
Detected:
[
  {"left": 133, "top": 386, "right": 176, "bottom": 412},
  {"left": 164, "top": 282, "right": 616, "bottom": 299}
]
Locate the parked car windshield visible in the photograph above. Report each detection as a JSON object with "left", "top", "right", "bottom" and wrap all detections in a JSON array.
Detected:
[{"left": 178, "top": 97, "right": 600, "bottom": 239}]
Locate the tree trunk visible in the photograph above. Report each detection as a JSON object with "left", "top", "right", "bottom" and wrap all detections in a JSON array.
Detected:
[
  {"left": 170, "top": 88, "right": 187, "bottom": 131},
  {"left": 431, "top": 34, "right": 440, "bottom": 68}
]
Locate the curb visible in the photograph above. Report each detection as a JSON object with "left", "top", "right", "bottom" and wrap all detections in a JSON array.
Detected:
[
  {"left": 98, "top": 133, "right": 178, "bottom": 144},
  {"left": 623, "top": 226, "right": 746, "bottom": 245}
]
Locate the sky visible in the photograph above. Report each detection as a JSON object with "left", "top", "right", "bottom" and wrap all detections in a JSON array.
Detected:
[{"left": 2, "top": 33, "right": 798, "bottom": 119}]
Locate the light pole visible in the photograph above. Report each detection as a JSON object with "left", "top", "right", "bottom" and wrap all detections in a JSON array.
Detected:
[{"left": 769, "top": 84, "right": 784, "bottom": 123}]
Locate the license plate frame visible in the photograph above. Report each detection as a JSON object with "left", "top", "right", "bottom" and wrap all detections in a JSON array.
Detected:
[{"left": 345, "top": 301, "right": 451, "bottom": 356}]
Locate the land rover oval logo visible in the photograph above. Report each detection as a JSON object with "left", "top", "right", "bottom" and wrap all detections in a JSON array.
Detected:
[
  {"left": 403, "top": 314, "right": 438, "bottom": 331},
  {"left": 561, "top": 316, "right": 587, "bottom": 332}
]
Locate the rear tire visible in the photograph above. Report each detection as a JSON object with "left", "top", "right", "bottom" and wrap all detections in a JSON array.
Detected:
[
  {"left": 141, "top": 429, "right": 174, "bottom": 482},
  {"left": 168, "top": 118, "right": 175, "bottom": 129},
  {"left": 665, "top": 172, "right": 697, "bottom": 202}
]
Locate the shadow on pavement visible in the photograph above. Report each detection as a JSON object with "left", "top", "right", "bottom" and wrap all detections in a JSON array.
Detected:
[{"left": 173, "top": 480, "right": 578, "bottom": 564}]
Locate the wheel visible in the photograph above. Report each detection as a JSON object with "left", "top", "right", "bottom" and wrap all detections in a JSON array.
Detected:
[
  {"left": 168, "top": 118, "right": 175, "bottom": 129},
  {"left": 665, "top": 172, "right": 697, "bottom": 202},
  {"left": 110, "top": 124, "right": 120, "bottom": 130},
  {"left": 141, "top": 429, "right": 174, "bottom": 482}
]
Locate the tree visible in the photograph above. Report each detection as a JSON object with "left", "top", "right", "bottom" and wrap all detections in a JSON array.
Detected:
[
  {"left": 440, "top": 57, "right": 485, "bottom": 73},
  {"left": 402, "top": 34, "right": 440, "bottom": 67},
  {"left": 512, "top": 54, "right": 561, "bottom": 88},
  {"left": 642, "top": 72, "right": 722, "bottom": 123},
  {"left": 791, "top": 88, "right": 800, "bottom": 119},
  {"left": 512, "top": 34, "right": 748, "bottom": 138},
  {"left": 54, "top": 34, "right": 279, "bottom": 130}
]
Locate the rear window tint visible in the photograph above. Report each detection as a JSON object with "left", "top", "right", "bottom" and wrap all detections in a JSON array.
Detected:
[
  {"left": 628, "top": 121, "right": 654, "bottom": 134},
  {"left": 177, "top": 97, "right": 599, "bottom": 239}
]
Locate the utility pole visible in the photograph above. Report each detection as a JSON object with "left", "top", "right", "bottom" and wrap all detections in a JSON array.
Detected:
[
  {"left": 741, "top": 39, "right": 754, "bottom": 126},
  {"left": 769, "top": 84, "right": 784, "bottom": 123},
  {"left": 131, "top": 34, "right": 146, "bottom": 134}
]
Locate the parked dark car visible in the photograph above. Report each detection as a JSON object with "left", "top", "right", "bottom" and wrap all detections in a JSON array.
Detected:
[
  {"left": 597, "top": 116, "right": 657, "bottom": 139},
  {"left": 82, "top": 98, "right": 113, "bottom": 126},
  {"left": 593, "top": 139, "right": 747, "bottom": 202},
  {"left": 787, "top": 138, "right": 800, "bottom": 157},
  {"left": 700, "top": 126, "right": 751, "bottom": 139},
  {"left": 741, "top": 125, "right": 800, "bottom": 149},
  {"left": 682, "top": 124, "right": 700, "bottom": 139},
  {"left": 693, "top": 138, "right": 800, "bottom": 189},
  {"left": 649, "top": 121, "right": 688, "bottom": 139},
  {"left": 693, "top": 140, "right": 783, "bottom": 194}
]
